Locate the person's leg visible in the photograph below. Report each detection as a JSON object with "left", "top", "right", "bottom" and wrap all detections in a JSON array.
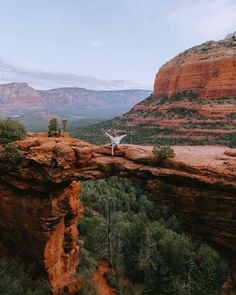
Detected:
[
  {"left": 111, "top": 143, "right": 117, "bottom": 156},
  {"left": 112, "top": 143, "right": 114, "bottom": 156}
]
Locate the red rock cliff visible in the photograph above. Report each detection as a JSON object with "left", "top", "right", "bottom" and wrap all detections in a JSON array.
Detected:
[
  {"left": 0, "top": 134, "right": 235, "bottom": 294},
  {"left": 108, "top": 34, "right": 236, "bottom": 146},
  {"left": 100, "top": 33, "right": 236, "bottom": 145},
  {"left": 154, "top": 34, "right": 236, "bottom": 99}
]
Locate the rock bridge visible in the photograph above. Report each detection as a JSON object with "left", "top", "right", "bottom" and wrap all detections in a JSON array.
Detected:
[{"left": 0, "top": 133, "right": 235, "bottom": 294}]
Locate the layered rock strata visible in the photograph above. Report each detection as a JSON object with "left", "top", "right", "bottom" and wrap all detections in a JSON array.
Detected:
[
  {"left": 97, "top": 34, "right": 236, "bottom": 146},
  {"left": 0, "top": 134, "right": 235, "bottom": 294},
  {"left": 154, "top": 34, "right": 236, "bottom": 98}
]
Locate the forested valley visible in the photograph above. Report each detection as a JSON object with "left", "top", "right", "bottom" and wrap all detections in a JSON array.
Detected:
[{"left": 77, "top": 177, "right": 227, "bottom": 295}]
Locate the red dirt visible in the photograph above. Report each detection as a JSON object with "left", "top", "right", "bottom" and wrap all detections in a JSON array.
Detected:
[{"left": 92, "top": 261, "right": 117, "bottom": 295}]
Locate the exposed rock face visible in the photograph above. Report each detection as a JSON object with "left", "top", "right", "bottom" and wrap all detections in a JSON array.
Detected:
[
  {"left": 153, "top": 34, "right": 236, "bottom": 99},
  {"left": 0, "top": 83, "right": 43, "bottom": 109},
  {"left": 0, "top": 83, "right": 150, "bottom": 128},
  {"left": 0, "top": 134, "right": 235, "bottom": 294},
  {"left": 0, "top": 178, "right": 83, "bottom": 294},
  {"left": 94, "top": 34, "right": 236, "bottom": 146}
]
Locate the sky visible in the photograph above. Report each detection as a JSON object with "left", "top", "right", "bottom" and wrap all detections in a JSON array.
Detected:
[{"left": 0, "top": 0, "right": 236, "bottom": 89}]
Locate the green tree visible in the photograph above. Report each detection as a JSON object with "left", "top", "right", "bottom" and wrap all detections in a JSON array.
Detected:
[
  {"left": 77, "top": 177, "right": 227, "bottom": 295},
  {"left": 48, "top": 118, "right": 58, "bottom": 135},
  {"left": 62, "top": 119, "right": 68, "bottom": 132},
  {"left": 4, "top": 143, "right": 21, "bottom": 164},
  {"left": 0, "top": 258, "right": 50, "bottom": 295},
  {"left": 0, "top": 119, "right": 26, "bottom": 144}
]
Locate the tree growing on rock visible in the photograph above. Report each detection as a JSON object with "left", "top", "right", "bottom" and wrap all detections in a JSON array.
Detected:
[
  {"left": 153, "top": 144, "right": 175, "bottom": 164},
  {"left": 0, "top": 119, "right": 27, "bottom": 144},
  {"left": 62, "top": 119, "right": 68, "bottom": 132},
  {"left": 48, "top": 118, "right": 59, "bottom": 137}
]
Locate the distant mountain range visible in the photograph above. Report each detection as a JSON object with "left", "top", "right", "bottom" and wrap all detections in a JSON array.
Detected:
[
  {"left": 0, "top": 82, "right": 151, "bottom": 130},
  {"left": 0, "top": 59, "right": 150, "bottom": 90}
]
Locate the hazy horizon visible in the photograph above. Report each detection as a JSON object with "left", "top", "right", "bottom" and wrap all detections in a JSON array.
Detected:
[{"left": 0, "top": 0, "right": 236, "bottom": 89}]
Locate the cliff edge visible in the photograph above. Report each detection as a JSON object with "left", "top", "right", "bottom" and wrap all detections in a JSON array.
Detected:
[{"left": 0, "top": 134, "right": 235, "bottom": 294}]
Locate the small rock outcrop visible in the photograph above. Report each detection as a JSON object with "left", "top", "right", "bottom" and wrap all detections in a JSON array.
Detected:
[{"left": 0, "top": 134, "right": 235, "bottom": 294}]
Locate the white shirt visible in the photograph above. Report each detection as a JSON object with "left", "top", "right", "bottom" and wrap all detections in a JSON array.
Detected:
[{"left": 105, "top": 132, "right": 127, "bottom": 145}]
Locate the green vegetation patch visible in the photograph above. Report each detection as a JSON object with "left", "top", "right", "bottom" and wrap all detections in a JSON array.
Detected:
[
  {"left": 77, "top": 177, "right": 227, "bottom": 295},
  {"left": 226, "top": 133, "right": 236, "bottom": 148},
  {"left": 153, "top": 144, "right": 175, "bottom": 163},
  {"left": 0, "top": 258, "right": 50, "bottom": 295},
  {"left": 70, "top": 92, "right": 235, "bottom": 147},
  {"left": 4, "top": 143, "right": 21, "bottom": 164},
  {"left": 167, "top": 107, "right": 200, "bottom": 118},
  {"left": 0, "top": 119, "right": 27, "bottom": 144},
  {"left": 227, "top": 113, "right": 236, "bottom": 119}
]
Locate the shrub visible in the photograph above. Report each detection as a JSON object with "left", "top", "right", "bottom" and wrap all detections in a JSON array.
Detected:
[
  {"left": 153, "top": 144, "right": 175, "bottom": 162},
  {"left": 227, "top": 134, "right": 236, "bottom": 148},
  {"left": 48, "top": 118, "right": 58, "bottom": 133},
  {"left": 227, "top": 113, "right": 236, "bottom": 119},
  {"left": 0, "top": 119, "right": 27, "bottom": 144},
  {"left": 0, "top": 258, "right": 50, "bottom": 295},
  {"left": 4, "top": 143, "right": 21, "bottom": 164},
  {"left": 167, "top": 107, "right": 199, "bottom": 118}
]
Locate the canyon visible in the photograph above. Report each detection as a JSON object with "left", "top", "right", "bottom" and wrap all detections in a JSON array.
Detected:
[
  {"left": 0, "top": 133, "right": 235, "bottom": 294},
  {"left": 0, "top": 82, "right": 150, "bottom": 123},
  {"left": 1, "top": 32, "right": 236, "bottom": 294}
]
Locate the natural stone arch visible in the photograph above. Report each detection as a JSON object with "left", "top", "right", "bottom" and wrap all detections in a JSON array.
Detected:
[{"left": 0, "top": 133, "right": 235, "bottom": 294}]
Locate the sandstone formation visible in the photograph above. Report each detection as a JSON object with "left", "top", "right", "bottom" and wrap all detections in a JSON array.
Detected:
[
  {"left": 87, "top": 34, "right": 236, "bottom": 146},
  {"left": 0, "top": 134, "right": 235, "bottom": 294},
  {"left": 0, "top": 176, "right": 83, "bottom": 294},
  {"left": 153, "top": 34, "right": 236, "bottom": 99}
]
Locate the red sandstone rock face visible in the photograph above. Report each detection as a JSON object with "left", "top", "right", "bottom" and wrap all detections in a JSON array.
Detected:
[
  {"left": 154, "top": 57, "right": 236, "bottom": 99},
  {"left": 0, "top": 134, "right": 236, "bottom": 294},
  {"left": 114, "top": 36, "right": 236, "bottom": 145},
  {"left": 153, "top": 36, "right": 236, "bottom": 99},
  {"left": 0, "top": 179, "right": 83, "bottom": 294}
]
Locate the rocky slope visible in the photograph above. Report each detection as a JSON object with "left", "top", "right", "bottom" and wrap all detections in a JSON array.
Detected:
[
  {"left": 80, "top": 33, "right": 236, "bottom": 146},
  {"left": 0, "top": 133, "right": 235, "bottom": 294},
  {"left": 0, "top": 82, "right": 150, "bottom": 123}
]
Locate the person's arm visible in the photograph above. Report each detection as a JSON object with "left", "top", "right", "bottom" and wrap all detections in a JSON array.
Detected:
[
  {"left": 105, "top": 132, "right": 114, "bottom": 141},
  {"left": 115, "top": 134, "right": 127, "bottom": 144}
]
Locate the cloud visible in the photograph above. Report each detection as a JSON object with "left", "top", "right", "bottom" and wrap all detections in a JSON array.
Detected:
[
  {"left": 0, "top": 59, "right": 150, "bottom": 90},
  {"left": 168, "top": 0, "right": 236, "bottom": 41},
  {"left": 91, "top": 40, "right": 106, "bottom": 48}
]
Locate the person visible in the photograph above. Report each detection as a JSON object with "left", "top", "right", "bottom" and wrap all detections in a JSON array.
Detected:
[{"left": 105, "top": 132, "right": 127, "bottom": 156}]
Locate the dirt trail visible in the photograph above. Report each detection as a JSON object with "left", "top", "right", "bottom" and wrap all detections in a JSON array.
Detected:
[{"left": 92, "top": 260, "right": 117, "bottom": 295}]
